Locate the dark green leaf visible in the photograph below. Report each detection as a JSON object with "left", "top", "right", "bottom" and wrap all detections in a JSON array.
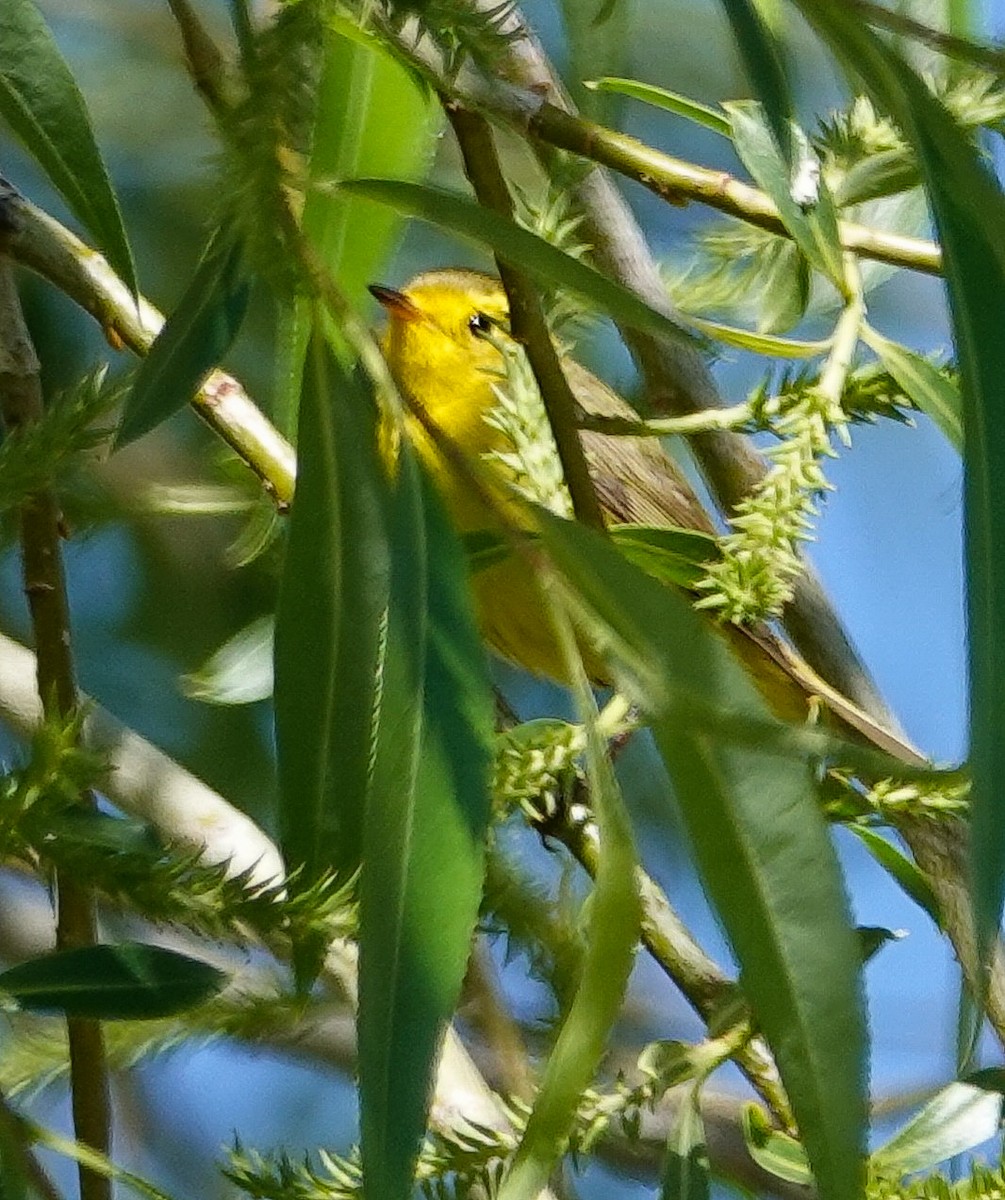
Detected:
[
  {"left": 611, "top": 524, "right": 719, "bottom": 589},
  {"left": 726, "top": 101, "right": 845, "bottom": 288},
  {"left": 871, "top": 1082, "right": 1003, "bottom": 1175},
  {"left": 338, "top": 179, "right": 703, "bottom": 352},
  {"left": 359, "top": 453, "right": 494, "bottom": 1200},
  {"left": 0, "top": 0, "right": 136, "bottom": 294},
  {"left": 792, "top": 0, "right": 1005, "bottom": 1000},
  {"left": 862, "top": 327, "right": 961, "bottom": 450},
  {"left": 536, "top": 513, "right": 866, "bottom": 1200},
  {"left": 857, "top": 926, "right": 903, "bottom": 964},
  {"left": 661, "top": 1086, "right": 711, "bottom": 1200},
  {"left": 274, "top": 338, "right": 389, "bottom": 905},
  {"left": 0, "top": 942, "right": 227, "bottom": 1019},
  {"left": 849, "top": 824, "right": 941, "bottom": 928},
  {"left": 719, "top": 0, "right": 794, "bottom": 164},
  {"left": 114, "top": 227, "right": 250, "bottom": 448}
]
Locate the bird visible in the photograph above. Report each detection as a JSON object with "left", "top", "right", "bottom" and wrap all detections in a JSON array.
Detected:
[{"left": 369, "top": 267, "right": 923, "bottom": 765}]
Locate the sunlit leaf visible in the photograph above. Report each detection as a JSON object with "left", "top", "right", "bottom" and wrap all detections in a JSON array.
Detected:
[
  {"left": 183, "top": 615, "right": 275, "bottom": 706},
  {"left": 586, "top": 77, "right": 730, "bottom": 136},
  {"left": 862, "top": 325, "right": 961, "bottom": 450},
  {"left": 743, "top": 1105, "right": 815, "bottom": 1185},
  {"left": 871, "top": 1081, "right": 1003, "bottom": 1175},
  {"left": 661, "top": 1086, "right": 711, "bottom": 1200}
]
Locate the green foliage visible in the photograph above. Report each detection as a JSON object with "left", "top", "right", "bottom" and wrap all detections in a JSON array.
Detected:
[
  {"left": 0, "top": 367, "right": 117, "bottom": 521},
  {"left": 3, "top": 1, "right": 1005, "bottom": 1199}
]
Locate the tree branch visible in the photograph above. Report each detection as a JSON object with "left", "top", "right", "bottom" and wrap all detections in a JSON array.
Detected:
[
  {"left": 0, "top": 260, "right": 110, "bottom": 1200},
  {"left": 444, "top": 100, "right": 606, "bottom": 531}
]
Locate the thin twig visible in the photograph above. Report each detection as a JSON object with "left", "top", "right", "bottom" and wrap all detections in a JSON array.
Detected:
[
  {"left": 0, "top": 260, "right": 110, "bottom": 1200},
  {"left": 444, "top": 100, "right": 606, "bottom": 531},
  {"left": 0, "top": 180, "right": 297, "bottom": 507}
]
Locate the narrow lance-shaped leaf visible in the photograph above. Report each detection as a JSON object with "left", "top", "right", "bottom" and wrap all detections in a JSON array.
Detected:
[
  {"left": 115, "top": 226, "right": 250, "bottom": 448},
  {"left": 719, "top": 0, "right": 794, "bottom": 164},
  {"left": 586, "top": 77, "right": 731, "bottom": 137},
  {"left": 871, "top": 1081, "right": 1003, "bottom": 1176},
  {"left": 0, "top": 0, "right": 136, "bottom": 294},
  {"left": 726, "top": 101, "right": 844, "bottom": 288},
  {"left": 791, "top": 0, "right": 1005, "bottom": 1004},
  {"left": 274, "top": 335, "right": 390, "bottom": 918},
  {"left": 359, "top": 454, "right": 494, "bottom": 1200},
  {"left": 0, "top": 942, "right": 227, "bottom": 1020},
  {"left": 861, "top": 325, "right": 961, "bottom": 451},
  {"left": 537, "top": 512, "right": 866, "bottom": 1200},
  {"left": 498, "top": 580, "right": 640, "bottom": 1200},
  {"left": 338, "top": 178, "right": 703, "bottom": 352},
  {"left": 307, "top": 32, "right": 438, "bottom": 295}
]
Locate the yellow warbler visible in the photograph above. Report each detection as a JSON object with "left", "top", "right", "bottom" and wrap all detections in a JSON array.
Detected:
[{"left": 369, "top": 268, "right": 919, "bottom": 761}]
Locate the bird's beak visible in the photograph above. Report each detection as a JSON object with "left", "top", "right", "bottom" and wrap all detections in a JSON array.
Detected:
[{"left": 368, "top": 283, "right": 422, "bottom": 322}]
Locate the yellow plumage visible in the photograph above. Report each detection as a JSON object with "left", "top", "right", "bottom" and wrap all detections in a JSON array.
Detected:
[{"left": 369, "top": 268, "right": 922, "bottom": 763}]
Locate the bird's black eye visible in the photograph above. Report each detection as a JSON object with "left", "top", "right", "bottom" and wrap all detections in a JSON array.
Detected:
[{"left": 468, "top": 311, "right": 494, "bottom": 338}]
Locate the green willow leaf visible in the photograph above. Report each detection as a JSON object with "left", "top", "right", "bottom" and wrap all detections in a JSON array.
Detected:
[
  {"left": 726, "top": 100, "right": 845, "bottom": 289},
  {"left": 849, "top": 824, "right": 941, "bottom": 928},
  {"left": 0, "top": 0, "right": 136, "bottom": 295},
  {"left": 686, "top": 314, "right": 826, "bottom": 357},
  {"left": 720, "top": 0, "right": 794, "bottom": 164},
  {"left": 611, "top": 524, "right": 718, "bottom": 589},
  {"left": 586, "top": 77, "right": 731, "bottom": 136},
  {"left": 274, "top": 337, "right": 389, "bottom": 909},
  {"left": 862, "top": 326, "right": 961, "bottom": 450},
  {"left": 871, "top": 1081, "right": 1003, "bottom": 1175},
  {"left": 536, "top": 513, "right": 866, "bottom": 1200},
  {"left": 0, "top": 943, "right": 226, "bottom": 1019},
  {"left": 338, "top": 178, "right": 703, "bottom": 351},
  {"left": 498, "top": 585, "right": 639, "bottom": 1200},
  {"left": 792, "top": 0, "right": 1005, "bottom": 1001},
  {"left": 304, "top": 31, "right": 438, "bottom": 310},
  {"left": 359, "top": 453, "right": 494, "bottom": 1200},
  {"left": 115, "top": 226, "right": 250, "bottom": 448}
]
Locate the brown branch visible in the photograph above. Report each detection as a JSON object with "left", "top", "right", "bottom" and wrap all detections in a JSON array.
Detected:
[
  {"left": 443, "top": 100, "right": 606, "bottom": 531},
  {"left": 0, "top": 260, "right": 111, "bottom": 1200}
]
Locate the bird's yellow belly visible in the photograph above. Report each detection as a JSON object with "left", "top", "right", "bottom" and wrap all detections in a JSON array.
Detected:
[{"left": 469, "top": 553, "right": 607, "bottom": 683}]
